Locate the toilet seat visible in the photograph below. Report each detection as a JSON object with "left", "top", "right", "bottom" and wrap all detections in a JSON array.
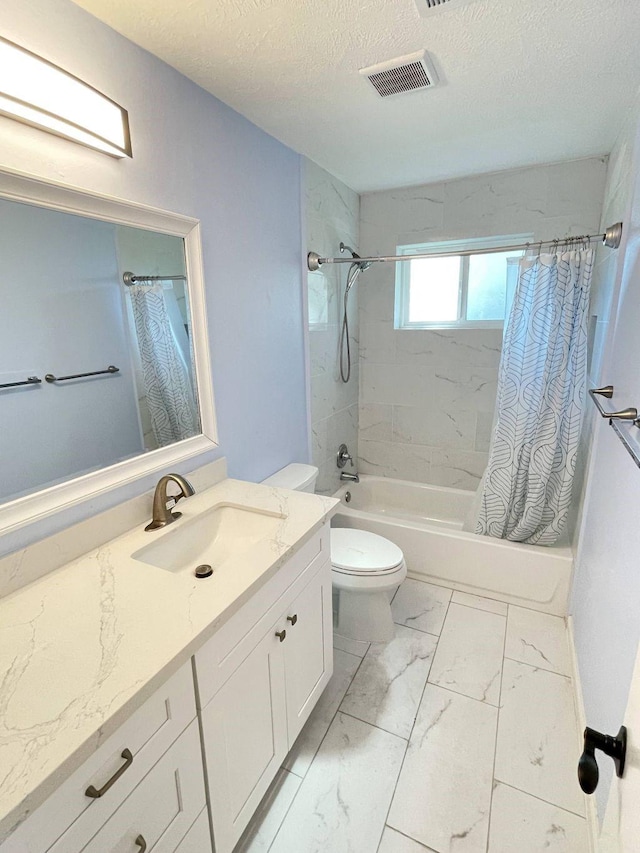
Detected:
[{"left": 330, "top": 528, "right": 404, "bottom": 577}]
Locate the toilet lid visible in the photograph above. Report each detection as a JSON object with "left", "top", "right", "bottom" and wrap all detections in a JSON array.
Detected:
[{"left": 331, "top": 528, "right": 404, "bottom": 574}]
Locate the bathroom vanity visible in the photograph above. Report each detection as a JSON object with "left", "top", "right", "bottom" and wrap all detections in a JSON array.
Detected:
[{"left": 0, "top": 476, "right": 337, "bottom": 853}]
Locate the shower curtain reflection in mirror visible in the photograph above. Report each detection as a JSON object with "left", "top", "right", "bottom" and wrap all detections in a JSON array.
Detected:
[{"left": 127, "top": 282, "right": 200, "bottom": 448}]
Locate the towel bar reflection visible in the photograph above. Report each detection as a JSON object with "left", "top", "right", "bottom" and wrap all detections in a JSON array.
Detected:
[
  {"left": 588, "top": 386, "right": 637, "bottom": 420},
  {"left": 0, "top": 376, "right": 41, "bottom": 390},
  {"left": 122, "top": 271, "right": 186, "bottom": 285},
  {"left": 45, "top": 365, "right": 119, "bottom": 383}
]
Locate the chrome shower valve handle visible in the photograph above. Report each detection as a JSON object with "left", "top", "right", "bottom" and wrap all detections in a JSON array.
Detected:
[{"left": 337, "top": 444, "right": 353, "bottom": 469}]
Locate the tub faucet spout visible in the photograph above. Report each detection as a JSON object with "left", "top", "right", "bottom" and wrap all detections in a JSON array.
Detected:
[{"left": 340, "top": 471, "right": 360, "bottom": 484}]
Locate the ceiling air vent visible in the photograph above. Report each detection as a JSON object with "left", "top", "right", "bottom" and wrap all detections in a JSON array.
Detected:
[
  {"left": 414, "top": 0, "right": 474, "bottom": 15},
  {"left": 360, "top": 50, "right": 439, "bottom": 99}
]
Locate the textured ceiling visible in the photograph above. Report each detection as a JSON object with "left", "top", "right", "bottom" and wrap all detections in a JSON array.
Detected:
[{"left": 71, "top": 0, "right": 640, "bottom": 192}]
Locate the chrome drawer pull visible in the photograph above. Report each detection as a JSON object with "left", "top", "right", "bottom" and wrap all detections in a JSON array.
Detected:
[
  {"left": 85, "top": 748, "right": 133, "bottom": 798},
  {"left": 287, "top": 614, "right": 298, "bottom": 626},
  {"left": 275, "top": 629, "right": 287, "bottom": 642},
  {"left": 135, "top": 835, "right": 147, "bottom": 852}
]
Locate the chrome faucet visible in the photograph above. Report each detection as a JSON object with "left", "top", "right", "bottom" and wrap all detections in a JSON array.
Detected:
[
  {"left": 337, "top": 443, "right": 359, "bottom": 483},
  {"left": 145, "top": 473, "right": 195, "bottom": 531}
]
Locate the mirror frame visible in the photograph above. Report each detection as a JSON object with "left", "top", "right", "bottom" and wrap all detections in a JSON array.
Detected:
[{"left": 0, "top": 166, "right": 218, "bottom": 535}]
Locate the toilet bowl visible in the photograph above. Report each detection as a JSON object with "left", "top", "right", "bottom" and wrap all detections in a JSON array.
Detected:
[
  {"left": 262, "top": 464, "right": 406, "bottom": 644},
  {"left": 331, "top": 527, "right": 406, "bottom": 642}
]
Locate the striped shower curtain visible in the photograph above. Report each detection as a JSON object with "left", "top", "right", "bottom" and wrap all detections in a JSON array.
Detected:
[{"left": 476, "top": 248, "right": 594, "bottom": 545}]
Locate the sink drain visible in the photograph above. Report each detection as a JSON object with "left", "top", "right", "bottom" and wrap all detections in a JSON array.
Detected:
[{"left": 194, "top": 564, "right": 213, "bottom": 579}]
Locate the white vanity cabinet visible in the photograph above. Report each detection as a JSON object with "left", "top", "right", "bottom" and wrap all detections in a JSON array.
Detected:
[
  {"left": 2, "top": 663, "right": 210, "bottom": 853},
  {"left": 194, "top": 524, "right": 333, "bottom": 853},
  {"left": 0, "top": 522, "right": 333, "bottom": 853}
]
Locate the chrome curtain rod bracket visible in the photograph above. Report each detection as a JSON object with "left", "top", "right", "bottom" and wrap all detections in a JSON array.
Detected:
[
  {"left": 0, "top": 375, "right": 41, "bottom": 390},
  {"left": 45, "top": 365, "right": 119, "bottom": 383},
  {"left": 307, "top": 222, "right": 624, "bottom": 270},
  {"left": 123, "top": 271, "right": 187, "bottom": 286},
  {"left": 604, "top": 222, "right": 623, "bottom": 250}
]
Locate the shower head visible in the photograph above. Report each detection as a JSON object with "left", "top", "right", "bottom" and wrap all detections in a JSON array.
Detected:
[
  {"left": 340, "top": 241, "right": 372, "bottom": 271},
  {"left": 345, "top": 261, "right": 365, "bottom": 294}
]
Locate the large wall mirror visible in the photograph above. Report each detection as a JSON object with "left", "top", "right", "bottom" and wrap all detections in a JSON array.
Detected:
[{"left": 0, "top": 168, "right": 217, "bottom": 535}]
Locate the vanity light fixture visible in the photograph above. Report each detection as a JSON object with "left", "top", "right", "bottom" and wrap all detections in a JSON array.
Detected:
[{"left": 0, "top": 37, "right": 132, "bottom": 158}]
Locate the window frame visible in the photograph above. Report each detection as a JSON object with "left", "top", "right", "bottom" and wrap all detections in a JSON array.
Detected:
[{"left": 394, "top": 234, "right": 532, "bottom": 331}]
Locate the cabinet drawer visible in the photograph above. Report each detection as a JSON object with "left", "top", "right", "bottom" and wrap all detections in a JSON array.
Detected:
[
  {"left": 195, "top": 525, "right": 329, "bottom": 708},
  {"left": 174, "top": 810, "right": 211, "bottom": 853},
  {"left": 4, "top": 663, "right": 196, "bottom": 853},
  {"left": 52, "top": 720, "right": 205, "bottom": 853}
]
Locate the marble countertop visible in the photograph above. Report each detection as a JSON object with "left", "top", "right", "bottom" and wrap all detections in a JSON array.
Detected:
[{"left": 0, "top": 478, "right": 338, "bottom": 842}]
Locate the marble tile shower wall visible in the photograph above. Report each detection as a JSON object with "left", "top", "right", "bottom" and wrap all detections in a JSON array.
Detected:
[
  {"left": 358, "top": 157, "right": 608, "bottom": 489},
  {"left": 305, "top": 160, "right": 360, "bottom": 494}
]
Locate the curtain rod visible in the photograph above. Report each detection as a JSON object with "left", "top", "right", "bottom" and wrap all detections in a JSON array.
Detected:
[
  {"left": 307, "top": 222, "right": 623, "bottom": 271},
  {"left": 122, "top": 271, "right": 186, "bottom": 285}
]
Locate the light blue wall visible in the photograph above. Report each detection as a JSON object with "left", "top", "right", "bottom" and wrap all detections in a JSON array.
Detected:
[
  {"left": 0, "top": 0, "right": 308, "bottom": 556},
  {"left": 570, "top": 100, "right": 640, "bottom": 818}
]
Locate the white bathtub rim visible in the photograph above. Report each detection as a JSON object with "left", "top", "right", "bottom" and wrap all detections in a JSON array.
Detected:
[
  {"left": 334, "top": 501, "right": 573, "bottom": 560},
  {"left": 333, "top": 474, "right": 474, "bottom": 504},
  {"left": 333, "top": 511, "right": 570, "bottom": 615}
]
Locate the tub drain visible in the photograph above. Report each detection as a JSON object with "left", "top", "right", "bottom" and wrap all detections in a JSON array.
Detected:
[
  {"left": 344, "top": 491, "right": 351, "bottom": 503},
  {"left": 194, "top": 564, "right": 213, "bottom": 579}
]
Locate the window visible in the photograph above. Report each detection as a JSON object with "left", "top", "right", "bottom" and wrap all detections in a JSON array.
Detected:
[{"left": 394, "top": 235, "right": 531, "bottom": 330}]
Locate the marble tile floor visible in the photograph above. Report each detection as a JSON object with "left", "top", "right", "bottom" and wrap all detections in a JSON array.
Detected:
[{"left": 235, "top": 579, "right": 589, "bottom": 853}]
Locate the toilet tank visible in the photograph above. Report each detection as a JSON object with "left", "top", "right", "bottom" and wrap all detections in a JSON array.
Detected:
[{"left": 262, "top": 463, "right": 318, "bottom": 493}]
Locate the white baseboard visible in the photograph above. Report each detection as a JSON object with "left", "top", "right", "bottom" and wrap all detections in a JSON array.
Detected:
[{"left": 567, "top": 614, "right": 600, "bottom": 852}]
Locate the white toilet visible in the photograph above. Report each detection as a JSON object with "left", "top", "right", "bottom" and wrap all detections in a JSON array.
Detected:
[{"left": 262, "top": 464, "right": 407, "bottom": 643}]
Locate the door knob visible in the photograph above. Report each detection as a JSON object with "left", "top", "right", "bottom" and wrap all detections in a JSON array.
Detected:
[{"left": 578, "top": 726, "right": 627, "bottom": 794}]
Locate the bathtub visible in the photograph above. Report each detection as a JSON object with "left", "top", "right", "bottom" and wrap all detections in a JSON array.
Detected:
[{"left": 331, "top": 475, "right": 573, "bottom": 616}]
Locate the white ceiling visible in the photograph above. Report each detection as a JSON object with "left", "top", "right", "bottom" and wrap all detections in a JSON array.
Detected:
[{"left": 72, "top": 0, "right": 640, "bottom": 193}]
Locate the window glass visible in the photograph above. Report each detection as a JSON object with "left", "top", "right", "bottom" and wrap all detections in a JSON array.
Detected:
[
  {"left": 395, "top": 236, "right": 530, "bottom": 329},
  {"left": 466, "top": 251, "right": 515, "bottom": 321},
  {"left": 408, "top": 256, "right": 460, "bottom": 323}
]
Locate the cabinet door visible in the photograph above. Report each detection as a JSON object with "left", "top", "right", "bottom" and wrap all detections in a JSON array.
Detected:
[
  {"left": 283, "top": 561, "right": 333, "bottom": 745},
  {"left": 200, "top": 623, "right": 287, "bottom": 853}
]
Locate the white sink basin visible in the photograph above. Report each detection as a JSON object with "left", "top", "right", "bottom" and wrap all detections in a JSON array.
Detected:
[{"left": 132, "top": 503, "right": 286, "bottom": 573}]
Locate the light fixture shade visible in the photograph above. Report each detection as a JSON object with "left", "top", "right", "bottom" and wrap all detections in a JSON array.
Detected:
[{"left": 0, "top": 37, "right": 132, "bottom": 158}]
